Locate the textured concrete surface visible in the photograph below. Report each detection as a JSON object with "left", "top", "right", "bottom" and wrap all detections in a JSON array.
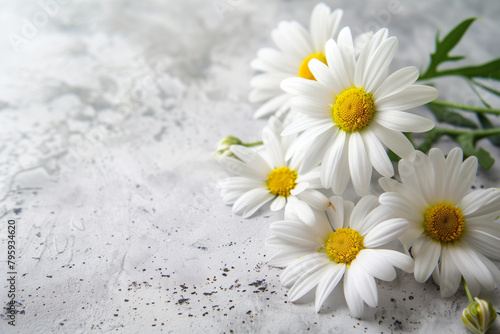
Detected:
[{"left": 1, "top": 0, "right": 500, "bottom": 333}]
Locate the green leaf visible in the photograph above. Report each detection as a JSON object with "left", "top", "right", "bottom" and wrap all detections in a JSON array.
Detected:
[
  {"left": 454, "top": 133, "right": 495, "bottom": 169},
  {"left": 428, "top": 103, "right": 478, "bottom": 129},
  {"left": 471, "top": 79, "right": 500, "bottom": 98},
  {"left": 476, "top": 113, "right": 500, "bottom": 146},
  {"left": 387, "top": 149, "right": 401, "bottom": 162},
  {"left": 435, "top": 18, "right": 475, "bottom": 61},
  {"left": 417, "top": 129, "right": 444, "bottom": 153},
  {"left": 476, "top": 147, "right": 495, "bottom": 169},
  {"left": 434, "top": 58, "right": 500, "bottom": 79},
  {"left": 446, "top": 56, "right": 465, "bottom": 62},
  {"left": 421, "top": 18, "right": 477, "bottom": 79}
]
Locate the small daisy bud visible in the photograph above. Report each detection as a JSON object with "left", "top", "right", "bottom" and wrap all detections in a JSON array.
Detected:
[
  {"left": 214, "top": 136, "right": 242, "bottom": 159},
  {"left": 462, "top": 297, "right": 497, "bottom": 334}
]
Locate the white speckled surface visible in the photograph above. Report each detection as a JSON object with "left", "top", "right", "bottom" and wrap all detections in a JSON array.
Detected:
[{"left": 1, "top": 0, "right": 500, "bottom": 333}]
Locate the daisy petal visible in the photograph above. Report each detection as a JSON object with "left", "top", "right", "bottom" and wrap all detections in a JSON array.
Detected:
[
  {"left": 270, "top": 196, "right": 286, "bottom": 211},
  {"left": 370, "top": 122, "right": 415, "bottom": 159},
  {"left": 363, "top": 218, "right": 409, "bottom": 248},
  {"left": 252, "top": 47, "right": 297, "bottom": 73},
  {"left": 413, "top": 237, "right": 441, "bottom": 283},
  {"left": 296, "top": 168, "right": 322, "bottom": 188},
  {"left": 309, "top": 3, "right": 333, "bottom": 52},
  {"left": 373, "top": 66, "right": 419, "bottom": 100},
  {"left": 325, "top": 36, "right": 352, "bottom": 90},
  {"left": 357, "top": 205, "right": 396, "bottom": 236},
  {"left": 354, "top": 28, "right": 387, "bottom": 88},
  {"left": 355, "top": 249, "right": 396, "bottom": 281},
  {"left": 315, "top": 264, "right": 346, "bottom": 312},
  {"left": 321, "top": 130, "right": 346, "bottom": 189},
  {"left": 451, "top": 155, "right": 478, "bottom": 204},
  {"left": 376, "top": 85, "right": 438, "bottom": 112},
  {"left": 349, "top": 195, "right": 379, "bottom": 232},
  {"left": 233, "top": 188, "right": 274, "bottom": 218},
  {"left": 409, "top": 150, "right": 437, "bottom": 203},
  {"left": 296, "top": 189, "right": 330, "bottom": 211},
  {"left": 280, "top": 253, "right": 327, "bottom": 287},
  {"left": 309, "top": 58, "right": 342, "bottom": 92},
  {"left": 281, "top": 77, "right": 331, "bottom": 101},
  {"left": 374, "top": 110, "right": 434, "bottom": 133},
  {"left": 439, "top": 245, "right": 461, "bottom": 297},
  {"left": 361, "top": 129, "right": 394, "bottom": 177},
  {"left": 351, "top": 262, "right": 378, "bottom": 308},
  {"left": 268, "top": 247, "right": 314, "bottom": 267},
  {"left": 463, "top": 228, "right": 500, "bottom": 260},
  {"left": 336, "top": 27, "right": 355, "bottom": 84},
  {"left": 272, "top": 21, "right": 309, "bottom": 59},
  {"left": 378, "top": 192, "right": 423, "bottom": 221},
  {"left": 219, "top": 157, "right": 266, "bottom": 179},
  {"left": 230, "top": 145, "right": 272, "bottom": 174},
  {"left": 250, "top": 73, "right": 290, "bottom": 90},
  {"left": 466, "top": 195, "right": 500, "bottom": 219},
  {"left": 466, "top": 216, "right": 500, "bottom": 239},
  {"left": 287, "top": 196, "right": 316, "bottom": 225},
  {"left": 299, "top": 129, "right": 336, "bottom": 173},
  {"left": 344, "top": 268, "right": 364, "bottom": 318},
  {"left": 375, "top": 249, "right": 414, "bottom": 273},
  {"left": 253, "top": 94, "right": 291, "bottom": 119},
  {"left": 270, "top": 219, "right": 323, "bottom": 246},
  {"left": 443, "top": 147, "right": 463, "bottom": 195},
  {"left": 219, "top": 176, "right": 264, "bottom": 192},
  {"left": 363, "top": 36, "right": 398, "bottom": 92},
  {"left": 327, "top": 9, "right": 343, "bottom": 43},
  {"left": 249, "top": 87, "right": 280, "bottom": 103},
  {"left": 428, "top": 148, "right": 446, "bottom": 200},
  {"left": 460, "top": 189, "right": 499, "bottom": 216},
  {"left": 289, "top": 263, "right": 329, "bottom": 302},
  {"left": 288, "top": 21, "right": 315, "bottom": 54},
  {"left": 477, "top": 252, "right": 500, "bottom": 286},
  {"left": 326, "top": 196, "right": 345, "bottom": 231},
  {"left": 348, "top": 132, "right": 372, "bottom": 196},
  {"left": 282, "top": 117, "right": 332, "bottom": 136},
  {"left": 290, "top": 95, "right": 333, "bottom": 118},
  {"left": 262, "top": 127, "right": 285, "bottom": 167},
  {"left": 286, "top": 122, "right": 334, "bottom": 163},
  {"left": 449, "top": 243, "right": 495, "bottom": 295},
  {"left": 290, "top": 182, "right": 309, "bottom": 196},
  {"left": 266, "top": 235, "right": 306, "bottom": 249}
]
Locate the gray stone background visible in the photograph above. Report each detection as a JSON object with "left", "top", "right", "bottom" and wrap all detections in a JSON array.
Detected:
[{"left": 1, "top": 0, "right": 500, "bottom": 333}]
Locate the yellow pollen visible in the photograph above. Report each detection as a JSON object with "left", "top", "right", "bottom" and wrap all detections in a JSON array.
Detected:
[
  {"left": 332, "top": 86, "right": 375, "bottom": 132},
  {"left": 267, "top": 166, "right": 298, "bottom": 197},
  {"left": 325, "top": 228, "right": 364, "bottom": 265},
  {"left": 424, "top": 203, "right": 465, "bottom": 243},
  {"left": 298, "top": 52, "right": 327, "bottom": 80}
]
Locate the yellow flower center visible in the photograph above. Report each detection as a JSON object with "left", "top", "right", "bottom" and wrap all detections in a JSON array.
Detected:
[
  {"left": 267, "top": 166, "right": 298, "bottom": 197},
  {"left": 298, "top": 52, "right": 327, "bottom": 80},
  {"left": 325, "top": 228, "right": 364, "bottom": 264},
  {"left": 424, "top": 203, "right": 465, "bottom": 243},
  {"left": 332, "top": 87, "right": 375, "bottom": 132}
]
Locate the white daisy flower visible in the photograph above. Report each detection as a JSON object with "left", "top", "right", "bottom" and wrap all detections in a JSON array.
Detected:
[
  {"left": 281, "top": 27, "right": 438, "bottom": 196},
  {"left": 218, "top": 117, "right": 332, "bottom": 223},
  {"left": 249, "top": 3, "right": 343, "bottom": 119},
  {"left": 267, "top": 195, "right": 413, "bottom": 317},
  {"left": 379, "top": 147, "right": 500, "bottom": 298}
]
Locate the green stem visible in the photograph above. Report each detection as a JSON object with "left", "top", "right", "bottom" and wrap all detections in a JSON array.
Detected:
[
  {"left": 470, "top": 78, "right": 500, "bottom": 98},
  {"left": 244, "top": 141, "right": 263, "bottom": 147},
  {"left": 463, "top": 277, "right": 475, "bottom": 304},
  {"left": 434, "top": 127, "right": 500, "bottom": 140},
  {"left": 466, "top": 78, "right": 492, "bottom": 108},
  {"left": 428, "top": 100, "right": 500, "bottom": 116}
]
